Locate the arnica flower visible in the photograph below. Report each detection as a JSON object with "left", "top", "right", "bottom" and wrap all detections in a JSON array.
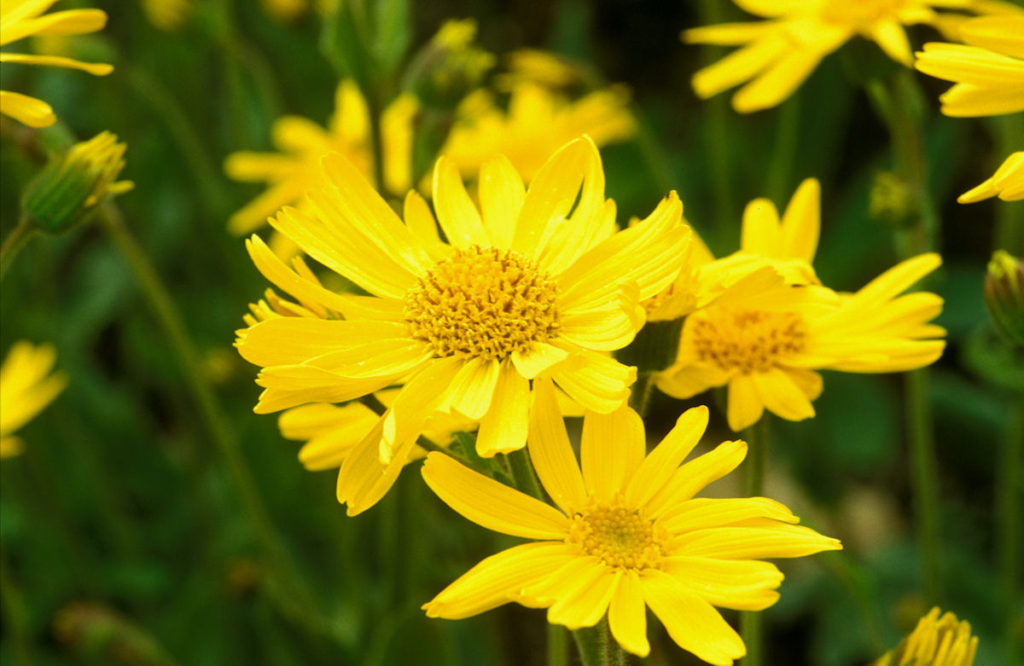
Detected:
[
  {"left": 873, "top": 607, "right": 978, "bottom": 666},
  {"left": 421, "top": 381, "right": 841, "bottom": 664},
  {"left": 440, "top": 79, "right": 636, "bottom": 183},
  {"left": 656, "top": 179, "right": 945, "bottom": 431},
  {"left": 224, "top": 81, "right": 417, "bottom": 243},
  {"left": 684, "top": 0, "right": 993, "bottom": 113},
  {"left": 915, "top": 16, "right": 1024, "bottom": 203},
  {"left": 22, "top": 131, "right": 133, "bottom": 234},
  {"left": 236, "top": 137, "right": 691, "bottom": 514},
  {"left": 0, "top": 341, "right": 67, "bottom": 459},
  {"left": 0, "top": 0, "right": 113, "bottom": 127},
  {"left": 140, "top": 0, "right": 192, "bottom": 32}
]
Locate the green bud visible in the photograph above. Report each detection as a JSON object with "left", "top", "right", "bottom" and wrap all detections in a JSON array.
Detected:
[
  {"left": 403, "top": 19, "right": 495, "bottom": 110},
  {"left": 985, "top": 250, "right": 1024, "bottom": 346},
  {"left": 21, "top": 131, "right": 133, "bottom": 234}
]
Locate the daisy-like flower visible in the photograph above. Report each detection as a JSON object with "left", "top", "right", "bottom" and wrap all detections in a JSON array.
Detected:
[
  {"left": 654, "top": 179, "right": 945, "bottom": 431},
  {"left": 684, "top": 0, "right": 995, "bottom": 113},
  {"left": 440, "top": 80, "right": 636, "bottom": 183},
  {"left": 0, "top": 341, "right": 67, "bottom": 459},
  {"left": 873, "top": 607, "right": 978, "bottom": 666},
  {"left": 421, "top": 381, "right": 841, "bottom": 663},
  {"left": 915, "top": 16, "right": 1024, "bottom": 202},
  {"left": 224, "top": 81, "right": 417, "bottom": 241},
  {"left": 0, "top": 0, "right": 113, "bottom": 127},
  {"left": 235, "top": 136, "right": 691, "bottom": 514}
]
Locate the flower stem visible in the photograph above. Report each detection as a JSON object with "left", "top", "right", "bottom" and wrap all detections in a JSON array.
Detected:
[
  {"left": 572, "top": 618, "right": 627, "bottom": 666},
  {"left": 998, "top": 395, "right": 1023, "bottom": 664},
  {"left": 741, "top": 416, "right": 769, "bottom": 666},
  {"left": 506, "top": 448, "right": 544, "bottom": 501},
  {"left": 548, "top": 624, "right": 568, "bottom": 666},
  {"left": 0, "top": 546, "right": 34, "bottom": 666},
  {"left": 96, "top": 203, "right": 326, "bottom": 634},
  {"left": 906, "top": 369, "right": 942, "bottom": 601},
  {"left": 0, "top": 215, "right": 35, "bottom": 280}
]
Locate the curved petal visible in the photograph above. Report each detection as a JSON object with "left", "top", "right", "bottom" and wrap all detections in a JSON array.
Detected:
[
  {"left": 581, "top": 405, "right": 645, "bottom": 502},
  {"left": 442, "top": 357, "right": 501, "bottom": 421},
  {"left": 423, "top": 542, "right": 575, "bottom": 619},
  {"left": 546, "top": 565, "right": 619, "bottom": 629},
  {"left": 236, "top": 318, "right": 412, "bottom": 368},
  {"left": 476, "top": 362, "right": 530, "bottom": 457},
  {"left": 0, "top": 52, "right": 111, "bottom": 75},
  {"left": 626, "top": 406, "right": 709, "bottom": 509},
  {"left": 253, "top": 367, "right": 395, "bottom": 413},
  {"left": 672, "top": 524, "right": 842, "bottom": 559},
  {"left": 660, "top": 497, "right": 799, "bottom": 534},
  {"left": 726, "top": 374, "right": 764, "bottom": 431},
  {"left": 740, "top": 198, "right": 781, "bottom": 256},
  {"left": 733, "top": 46, "right": 828, "bottom": 113},
  {"left": 478, "top": 154, "right": 524, "bottom": 250},
  {"left": 432, "top": 156, "right": 490, "bottom": 249},
  {"left": 656, "top": 363, "right": 730, "bottom": 400},
  {"left": 245, "top": 235, "right": 357, "bottom": 316},
  {"left": 608, "top": 571, "right": 649, "bottom": 657},
  {"left": 751, "top": 368, "right": 816, "bottom": 422},
  {"left": 527, "top": 379, "right": 587, "bottom": 514},
  {"left": 779, "top": 178, "right": 820, "bottom": 264},
  {"left": 0, "top": 90, "right": 55, "bottom": 127},
  {"left": 645, "top": 441, "right": 748, "bottom": 518},
  {"left": 549, "top": 349, "right": 635, "bottom": 414},
  {"left": 641, "top": 570, "right": 746, "bottom": 666},
  {"left": 337, "top": 418, "right": 417, "bottom": 515},
  {"left": 382, "top": 357, "right": 462, "bottom": 459},
  {"left": 662, "top": 557, "right": 783, "bottom": 611},
  {"left": 511, "top": 342, "right": 568, "bottom": 379},
  {"left": 421, "top": 452, "right": 569, "bottom": 539},
  {"left": 2, "top": 8, "right": 106, "bottom": 44}
]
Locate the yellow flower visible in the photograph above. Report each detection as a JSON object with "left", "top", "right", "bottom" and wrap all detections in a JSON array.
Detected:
[
  {"left": 421, "top": 382, "right": 841, "bottom": 663},
  {"left": 0, "top": 0, "right": 113, "bottom": 127},
  {"left": 0, "top": 341, "right": 67, "bottom": 458},
  {"left": 915, "top": 16, "right": 1024, "bottom": 202},
  {"left": 497, "top": 49, "right": 581, "bottom": 91},
  {"left": 440, "top": 80, "right": 636, "bottom": 183},
  {"left": 656, "top": 180, "right": 945, "bottom": 431},
  {"left": 235, "top": 137, "right": 691, "bottom": 513},
  {"left": 140, "top": 0, "right": 192, "bottom": 32},
  {"left": 224, "top": 81, "right": 418, "bottom": 240},
  {"left": 684, "top": 0, "right": 990, "bottom": 113},
  {"left": 874, "top": 607, "right": 978, "bottom": 666}
]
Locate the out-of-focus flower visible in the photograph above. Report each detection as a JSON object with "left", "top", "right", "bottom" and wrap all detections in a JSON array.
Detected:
[
  {"left": 422, "top": 385, "right": 841, "bottom": 662},
  {"left": 684, "top": 0, "right": 1001, "bottom": 113},
  {"left": 22, "top": 131, "right": 133, "bottom": 234},
  {"left": 140, "top": 0, "right": 192, "bottom": 32},
  {"left": 0, "top": 341, "right": 67, "bottom": 458},
  {"left": 496, "top": 49, "right": 581, "bottom": 90},
  {"left": 261, "top": 0, "right": 307, "bottom": 22},
  {"left": 235, "top": 137, "right": 692, "bottom": 513},
  {"left": 441, "top": 81, "right": 636, "bottom": 183},
  {"left": 985, "top": 250, "right": 1024, "bottom": 345},
  {"left": 404, "top": 19, "right": 495, "bottom": 110},
  {"left": 873, "top": 606, "right": 978, "bottom": 666},
  {"left": 916, "top": 16, "right": 1024, "bottom": 203},
  {"left": 224, "top": 81, "right": 417, "bottom": 247},
  {"left": 656, "top": 180, "right": 945, "bottom": 431},
  {"left": 0, "top": 0, "right": 113, "bottom": 127}
]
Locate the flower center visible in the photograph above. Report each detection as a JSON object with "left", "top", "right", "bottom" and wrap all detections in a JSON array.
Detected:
[
  {"left": 404, "top": 246, "right": 560, "bottom": 360},
  {"left": 567, "top": 499, "right": 663, "bottom": 571},
  {"left": 689, "top": 308, "right": 807, "bottom": 374}
]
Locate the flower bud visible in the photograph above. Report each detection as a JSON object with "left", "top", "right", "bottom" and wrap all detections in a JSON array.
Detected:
[
  {"left": 404, "top": 19, "right": 495, "bottom": 110},
  {"left": 873, "top": 607, "right": 977, "bottom": 666},
  {"left": 985, "top": 250, "right": 1024, "bottom": 345},
  {"left": 21, "top": 132, "right": 133, "bottom": 234}
]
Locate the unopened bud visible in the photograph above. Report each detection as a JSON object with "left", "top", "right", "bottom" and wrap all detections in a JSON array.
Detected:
[
  {"left": 873, "top": 607, "right": 977, "bottom": 666},
  {"left": 404, "top": 19, "right": 495, "bottom": 110},
  {"left": 21, "top": 131, "right": 133, "bottom": 234},
  {"left": 985, "top": 250, "right": 1024, "bottom": 345}
]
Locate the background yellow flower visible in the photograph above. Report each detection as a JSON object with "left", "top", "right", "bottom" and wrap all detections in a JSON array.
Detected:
[{"left": 0, "top": 341, "right": 66, "bottom": 458}]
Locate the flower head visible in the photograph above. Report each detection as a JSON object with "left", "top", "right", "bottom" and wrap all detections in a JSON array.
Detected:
[
  {"left": 0, "top": 341, "right": 67, "bottom": 458},
  {"left": 224, "top": 81, "right": 417, "bottom": 241},
  {"left": 0, "top": 0, "right": 113, "bottom": 127},
  {"left": 874, "top": 607, "right": 978, "bottom": 666},
  {"left": 656, "top": 180, "right": 945, "bottom": 430},
  {"left": 685, "top": 0, "right": 993, "bottom": 113},
  {"left": 235, "top": 136, "right": 691, "bottom": 513},
  {"left": 915, "top": 16, "right": 1024, "bottom": 202},
  {"left": 22, "top": 131, "right": 133, "bottom": 233},
  {"left": 421, "top": 382, "right": 841, "bottom": 663}
]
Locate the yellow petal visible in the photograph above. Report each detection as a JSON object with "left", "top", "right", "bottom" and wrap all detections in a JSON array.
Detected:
[
  {"left": 476, "top": 363, "right": 530, "bottom": 457},
  {"left": 253, "top": 367, "right": 394, "bottom": 413},
  {"left": 751, "top": 368, "right": 816, "bottom": 422},
  {"left": 336, "top": 417, "right": 416, "bottom": 515},
  {"left": 581, "top": 405, "right": 645, "bottom": 502},
  {"left": 626, "top": 406, "right": 709, "bottom": 509},
  {"left": 0, "top": 89, "right": 55, "bottom": 127},
  {"left": 662, "top": 557, "right": 783, "bottom": 611},
  {"left": 245, "top": 235, "right": 349, "bottom": 316},
  {"left": 546, "top": 564, "right": 619, "bottom": 629},
  {"left": 511, "top": 342, "right": 569, "bottom": 379},
  {"left": 403, "top": 190, "right": 441, "bottom": 245},
  {"left": 236, "top": 317, "right": 411, "bottom": 368},
  {"left": 673, "top": 524, "right": 842, "bottom": 559},
  {"left": 423, "top": 542, "right": 574, "bottom": 619},
  {"left": 733, "top": 46, "right": 827, "bottom": 113},
  {"left": 647, "top": 441, "right": 748, "bottom": 517},
  {"left": 641, "top": 570, "right": 746, "bottom": 666},
  {"left": 549, "top": 349, "right": 635, "bottom": 414},
  {"left": 527, "top": 378, "right": 588, "bottom": 515},
  {"left": 381, "top": 357, "right": 462, "bottom": 458},
  {"left": 432, "top": 156, "right": 491, "bottom": 249},
  {"left": 691, "top": 37, "right": 787, "bottom": 100},
  {"left": 1, "top": 8, "right": 106, "bottom": 45},
  {"left": 961, "top": 16, "right": 1024, "bottom": 59},
  {"left": 655, "top": 363, "right": 731, "bottom": 400},
  {"left": 740, "top": 198, "right": 781, "bottom": 256},
  {"left": 869, "top": 19, "right": 912, "bottom": 65},
  {"left": 608, "top": 571, "right": 649, "bottom": 657},
  {"left": 421, "top": 451, "right": 570, "bottom": 539},
  {"left": 660, "top": 497, "right": 799, "bottom": 534},
  {"left": 442, "top": 357, "right": 501, "bottom": 421},
  {"left": 726, "top": 374, "right": 764, "bottom": 431},
  {"left": 228, "top": 180, "right": 303, "bottom": 235},
  {"left": 779, "top": 178, "right": 819, "bottom": 264},
  {"left": 478, "top": 154, "right": 525, "bottom": 250},
  {"left": 0, "top": 52, "right": 111, "bottom": 75}
]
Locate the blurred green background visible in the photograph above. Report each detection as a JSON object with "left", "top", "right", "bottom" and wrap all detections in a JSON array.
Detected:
[{"left": 1, "top": 1, "right": 1022, "bottom": 664}]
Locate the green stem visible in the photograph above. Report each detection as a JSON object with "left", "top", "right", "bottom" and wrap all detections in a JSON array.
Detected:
[
  {"left": 548, "top": 624, "right": 569, "bottom": 666},
  {"left": 767, "top": 94, "right": 800, "bottom": 204},
  {"left": 628, "top": 372, "right": 655, "bottom": 419},
  {"left": 0, "top": 216, "right": 35, "bottom": 280},
  {"left": 741, "top": 416, "right": 768, "bottom": 666},
  {"left": 998, "top": 395, "right": 1023, "bottom": 664},
  {"left": 96, "top": 203, "right": 326, "bottom": 633},
  {"left": 572, "top": 619, "right": 626, "bottom": 666},
  {"left": 907, "top": 369, "right": 941, "bottom": 602},
  {"left": 506, "top": 448, "right": 544, "bottom": 501},
  {"left": 0, "top": 547, "right": 34, "bottom": 666}
]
